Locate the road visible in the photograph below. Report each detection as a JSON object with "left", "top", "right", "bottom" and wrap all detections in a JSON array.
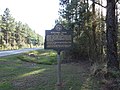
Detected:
[{"left": 0, "top": 48, "right": 42, "bottom": 57}]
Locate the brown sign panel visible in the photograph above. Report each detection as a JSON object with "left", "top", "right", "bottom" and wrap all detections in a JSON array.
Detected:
[{"left": 44, "top": 24, "right": 73, "bottom": 51}]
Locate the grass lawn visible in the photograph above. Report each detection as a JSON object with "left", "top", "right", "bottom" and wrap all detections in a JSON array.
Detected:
[{"left": 0, "top": 50, "right": 100, "bottom": 90}]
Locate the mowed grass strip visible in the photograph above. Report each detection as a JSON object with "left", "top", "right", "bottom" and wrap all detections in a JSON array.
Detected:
[{"left": 0, "top": 50, "right": 97, "bottom": 90}]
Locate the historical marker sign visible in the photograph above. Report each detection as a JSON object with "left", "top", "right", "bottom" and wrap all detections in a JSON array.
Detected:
[
  {"left": 44, "top": 23, "right": 73, "bottom": 51},
  {"left": 44, "top": 24, "right": 73, "bottom": 86}
]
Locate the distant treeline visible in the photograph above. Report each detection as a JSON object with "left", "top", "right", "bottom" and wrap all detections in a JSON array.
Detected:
[{"left": 0, "top": 8, "right": 43, "bottom": 50}]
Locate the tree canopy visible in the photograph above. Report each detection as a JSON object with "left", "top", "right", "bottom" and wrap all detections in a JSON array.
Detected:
[
  {"left": 59, "top": 0, "right": 120, "bottom": 73},
  {"left": 0, "top": 8, "right": 43, "bottom": 50}
]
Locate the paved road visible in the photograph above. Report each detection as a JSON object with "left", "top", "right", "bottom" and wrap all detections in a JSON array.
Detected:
[{"left": 0, "top": 48, "right": 42, "bottom": 57}]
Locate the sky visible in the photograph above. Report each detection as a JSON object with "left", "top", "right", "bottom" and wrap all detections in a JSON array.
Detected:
[{"left": 0, "top": 0, "right": 60, "bottom": 37}]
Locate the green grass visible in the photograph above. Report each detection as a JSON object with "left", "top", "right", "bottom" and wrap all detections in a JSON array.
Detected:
[
  {"left": 0, "top": 82, "right": 13, "bottom": 90},
  {"left": 17, "top": 50, "right": 57, "bottom": 65},
  {"left": 0, "top": 50, "right": 100, "bottom": 90}
]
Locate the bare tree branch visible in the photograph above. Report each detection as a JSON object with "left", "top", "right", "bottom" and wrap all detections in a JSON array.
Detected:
[
  {"left": 116, "top": 0, "right": 120, "bottom": 4},
  {"left": 94, "top": 2, "right": 106, "bottom": 8},
  {"left": 93, "top": 0, "right": 119, "bottom": 8},
  {"left": 115, "top": 0, "right": 118, "bottom": 4}
]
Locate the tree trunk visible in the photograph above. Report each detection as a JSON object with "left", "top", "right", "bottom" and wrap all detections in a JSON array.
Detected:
[
  {"left": 106, "top": 0, "right": 119, "bottom": 70},
  {"left": 92, "top": 0, "right": 97, "bottom": 62}
]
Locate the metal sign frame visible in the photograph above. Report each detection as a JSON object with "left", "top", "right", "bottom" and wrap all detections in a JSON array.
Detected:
[{"left": 44, "top": 23, "right": 73, "bottom": 51}]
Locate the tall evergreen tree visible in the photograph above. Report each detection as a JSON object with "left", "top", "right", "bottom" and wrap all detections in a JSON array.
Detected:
[
  {"left": 2, "top": 8, "right": 10, "bottom": 45},
  {"left": 106, "top": 0, "right": 119, "bottom": 70},
  {"left": 0, "top": 8, "right": 43, "bottom": 50}
]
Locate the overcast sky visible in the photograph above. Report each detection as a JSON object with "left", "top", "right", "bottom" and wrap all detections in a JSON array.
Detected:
[{"left": 0, "top": 0, "right": 59, "bottom": 36}]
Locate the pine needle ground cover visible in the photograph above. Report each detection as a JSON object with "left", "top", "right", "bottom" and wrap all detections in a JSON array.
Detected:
[{"left": 0, "top": 50, "right": 100, "bottom": 90}]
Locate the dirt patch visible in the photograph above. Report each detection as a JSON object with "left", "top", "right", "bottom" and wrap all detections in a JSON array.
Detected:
[
  {"left": 11, "top": 61, "right": 92, "bottom": 90},
  {"left": 12, "top": 75, "right": 44, "bottom": 90}
]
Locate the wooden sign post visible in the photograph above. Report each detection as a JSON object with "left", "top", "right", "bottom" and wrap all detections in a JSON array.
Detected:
[
  {"left": 44, "top": 23, "right": 73, "bottom": 87},
  {"left": 57, "top": 51, "right": 61, "bottom": 86}
]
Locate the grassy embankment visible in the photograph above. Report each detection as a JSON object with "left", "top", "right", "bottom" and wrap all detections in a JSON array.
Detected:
[{"left": 0, "top": 50, "right": 100, "bottom": 90}]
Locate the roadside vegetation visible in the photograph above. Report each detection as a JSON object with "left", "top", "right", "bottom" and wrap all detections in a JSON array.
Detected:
[
  {"left": 17, "top": 50, "right": 57, "bottom": 65},
  {"left": 0, "top": 50, "right": 103, "bottom": 90}
]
